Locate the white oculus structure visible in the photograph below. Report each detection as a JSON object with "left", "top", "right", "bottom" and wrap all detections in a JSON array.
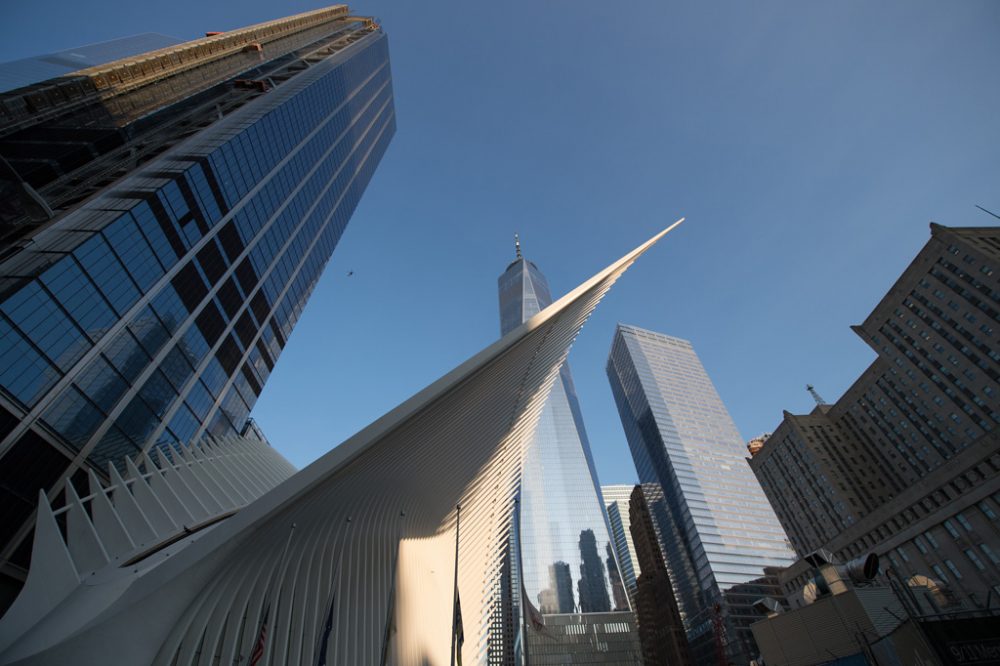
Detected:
[{"left": 0, "top": 221, "right": 683, "bottom": 666}]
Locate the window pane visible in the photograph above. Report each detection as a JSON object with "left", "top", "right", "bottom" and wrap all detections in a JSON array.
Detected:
[
  {"left": 1, "top": 282, "right": 89, "bottom": 372},
  {"left": 74, "top": 234, "right": 140, "bottom": 316},
  {"left": 40, "top": 257, "right": 116, "bottom": 343},
  {"left": 41, "top": 386, "right": 104, "bottom": 451},
  {"left": 0, "top": 317, "right": 61, "bottom": 406},
  {"left": 102, "top": 214, "right": 164, "bottom": 293},
  {"left": 88, "top": 424, "right": 141, "bottom": 471}
]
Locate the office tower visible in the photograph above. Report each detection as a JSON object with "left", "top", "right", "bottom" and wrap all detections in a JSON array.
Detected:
[
  {"left": 602, "top": 484, "right": 641, "bottom": 600},
  {"left": 629, "top": 483, "right": 692, "bottom": 666},
  {"left": 0, "top": 227, "right": 675, "bottom": 666},
  {"left": 607, "top": 324, "right": 796, "bottom": 665},
  {"left": 497, "top": 244, "right": 621, "bottom": 614},
  {"left": 750, "top": 223, "right": 1000, "bottom": 610},
  {"left": 0, "top": 5, "right": 394, "bottom": 603},
  {"left": 498, "top": 241, "right": 642, "bottom": 662}
]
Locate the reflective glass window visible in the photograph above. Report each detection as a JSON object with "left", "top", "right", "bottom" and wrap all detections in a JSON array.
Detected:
[
  {"left": 102, "top": 214, "right": 164, "bottom": 293},
  {"left": 128, "top": 306, "right": 170, "bottom": 358},
  {"left": 185, "top": 380, "right": 214, "bottom": 421},
  {"left": 167, "top": 403, "right": 199, "bottom": 445},
  {"left": 74, "top": 355, "right": 129, "bottom": 413},
  {"left": 194, "top": 301, "right": 226, "bottom": 346},
  {"left": 41, "top": 386, "right": 104, "bottom": 450},
  {"left": 170, "top": 262, "right": 208, "bottom": 314},
  {"left": 160, "top": 346, "right": 195, "bottom": 394},
  {"left": 200, "top": 357, "right": 227, "bottom": 399},
  {"left": 40, "top": 258, "right": 116, "bottom": 343},
  {"left": 88, "top": 424, "right": 141, "bottom": 470},
  {"left": 115, "top": 394, "right": 160, "bottom": 447},
  {"left": 0, "top": 316, "right": 61, "bottom": 406},
  {"left": 150, "top": 284, "right": 188, "bottom": 334},
  {"left": 103, "top": 328, "right": 150, "bottom": 385},
  {"left": 73, "top": 234, "right": 140, "bottom": 316},
  {"left": 179, "top": 325, "right": 209, "bottom": 368},
  {"left": 138, "top": 369, "right": 177, "bottom": 419},
  {"left": 129, "top": 203, "right": 176, "bottom": 269},
  {"left": 196, "top": 239, "right": 227, "bottom": 286},
  {"left": 1, "top": 282, "right": 88, "bottom": 372}
]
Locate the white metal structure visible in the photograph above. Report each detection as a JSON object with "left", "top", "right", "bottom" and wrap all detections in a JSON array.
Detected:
[{"left": 0, "top": 221, "right": 682, "bottom": 666}]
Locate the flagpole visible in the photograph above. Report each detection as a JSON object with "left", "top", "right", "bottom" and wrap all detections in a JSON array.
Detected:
[
  {"left": 249, "top": 522, "right": 296, "bottom": 666},
  {"left": 514, "top": 495, "right": 529, "bottom": 666},
  {"left": 379, "top": 509, "right": 404, "bottom": 666},
  {"left": 450, "top": 503, "right": 461, "bottom": 666},
  {"left": 316, "top": 539, "right": 345, "bottom": 666}
]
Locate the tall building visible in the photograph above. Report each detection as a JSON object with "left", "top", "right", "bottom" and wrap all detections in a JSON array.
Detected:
[
  {"left": 498, "top": 241, "right": 640, "bottom": 662},
  {"left": 607, "top": 324, "right": 796, "bottom": 665},
  {"left": 602, "top": 484, "right": 641, "bottom": 601},
  {"left": 629, "top": 483, "right": 692, "bottom": 666},
  {"left": 0, "top": 225, "right": 676, "bottom": 666},
  {"left": 750, "top": 223, "right": 1000, "bottom": 611},
  {"left": 0, "top": 6, "right": 394, "bottom": 605}
]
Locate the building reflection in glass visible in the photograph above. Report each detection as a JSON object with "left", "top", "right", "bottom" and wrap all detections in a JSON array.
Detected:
[
  {"left": 606, "top": 543, "right": 630, "bottom": 612},
  {"left": 577, "top": 529, "right": 611, "bottom": 612},
  {"left": 538, "top": 561, "right": 575, "bottom": 614}
]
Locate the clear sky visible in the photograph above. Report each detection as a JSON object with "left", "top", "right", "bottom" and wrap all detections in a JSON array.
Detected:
[{"left": 2, "top": 1, "right": 998, "bottom": 484}]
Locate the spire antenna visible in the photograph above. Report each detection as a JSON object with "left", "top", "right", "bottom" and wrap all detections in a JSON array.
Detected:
[
  {"left": 975, "top": 204, "right": 1000, "bottom": 221},
  {"left": 806, "top": 384, "right": 827, "bottom": 406},
  {"left": 514, "top": 233, "right": 522, "bottom": 259}
]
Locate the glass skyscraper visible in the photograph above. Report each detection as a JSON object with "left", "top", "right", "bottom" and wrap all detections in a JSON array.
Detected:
[
  {"left": 601, "top": 484, "right": 641, "bottom": 603},
  {"left": 0, "top": 6, "right": 393, "bottom": 601},
  {"left": 607, "top": 324, "right": 796, "bottom": 665},
  {"left": 499, "top": 248, "right": 622, "bottom": 616},
  {"left": 498, "top": 244, "right": 641, "bottom": 663}
]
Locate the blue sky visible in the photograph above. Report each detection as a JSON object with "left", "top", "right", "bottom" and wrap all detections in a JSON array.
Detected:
[{"left": 2, "top": 1, "right": 998, "bottom": 484}]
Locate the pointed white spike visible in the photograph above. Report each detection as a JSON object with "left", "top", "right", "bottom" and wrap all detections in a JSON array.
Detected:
[
  {"left": 87, "top": 470, "right": 135, "bottom": 559},
  {"left": 174, "top": 444, "right": 229, "bottom": 512},
  {"left": 65, "top": 482, "right": 109, "bottom": 574},
  {"left": 206, "top": 442, "right": 254, "bottom": 504},
  {"left": 125, "top": 457, "right": 178, "bottom": 536},
  {"left": 106, "top": 463, "right": 158, "bottom": 548},
  {"left": 218, "top": 445, "right": 269, "bottom": 497},
  {"left": 142, "top": 453, "right": 198, "bottom": 526},
  {"left": 0, "top": 492, "right": 80, "bottom": 656},
  {"left": 190, "top": 441, "right": 247, "bottom": 505},
  {"left": 154, "top": 449, "right": 210, "bottom": 522}
]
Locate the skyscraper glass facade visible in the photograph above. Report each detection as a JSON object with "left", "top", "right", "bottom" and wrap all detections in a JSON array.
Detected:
[
  {"left": 497, "top": 255, "right": 625, "bottom": 617},
  {"left": 607, "top": 324, "right": 795, "bottom": 664},
  {"left": 0, "top": 10, "right": 394, "bottom": 589},
  {"left": 602, "top": 484, "right": 641, "bottom": 601}
]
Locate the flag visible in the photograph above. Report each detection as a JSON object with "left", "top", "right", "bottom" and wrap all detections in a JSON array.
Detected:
[
  {"left": 249, "top": 603, "right": 270, "bottom": 666},
  {"left": 522, "top": 582, "right": 550, "bottom": 637},
  {"left": 453, "top": 586, "right": 464, "bottom": 666},
  {"left": 316, "top": 593, "right": 335, "bottom": 666}
]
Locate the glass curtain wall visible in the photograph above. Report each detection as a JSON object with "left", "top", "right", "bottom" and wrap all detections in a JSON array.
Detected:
[
  {"left": 497, "top": 256, "right": 624, "bottom": 617},
  {"left": 0, "top": 29, "right": 395, "bottom": 566},
  {"left": 607, "top": 324, "right": 796, "bottom": 664}
]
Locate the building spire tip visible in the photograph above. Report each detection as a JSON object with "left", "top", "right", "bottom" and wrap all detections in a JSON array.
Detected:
[
  {"left": 514, "top": 233, "right": 522, "bottom": 259},
  {"left": 805, "top": 384, "right": 827, "bottom": 406}
]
